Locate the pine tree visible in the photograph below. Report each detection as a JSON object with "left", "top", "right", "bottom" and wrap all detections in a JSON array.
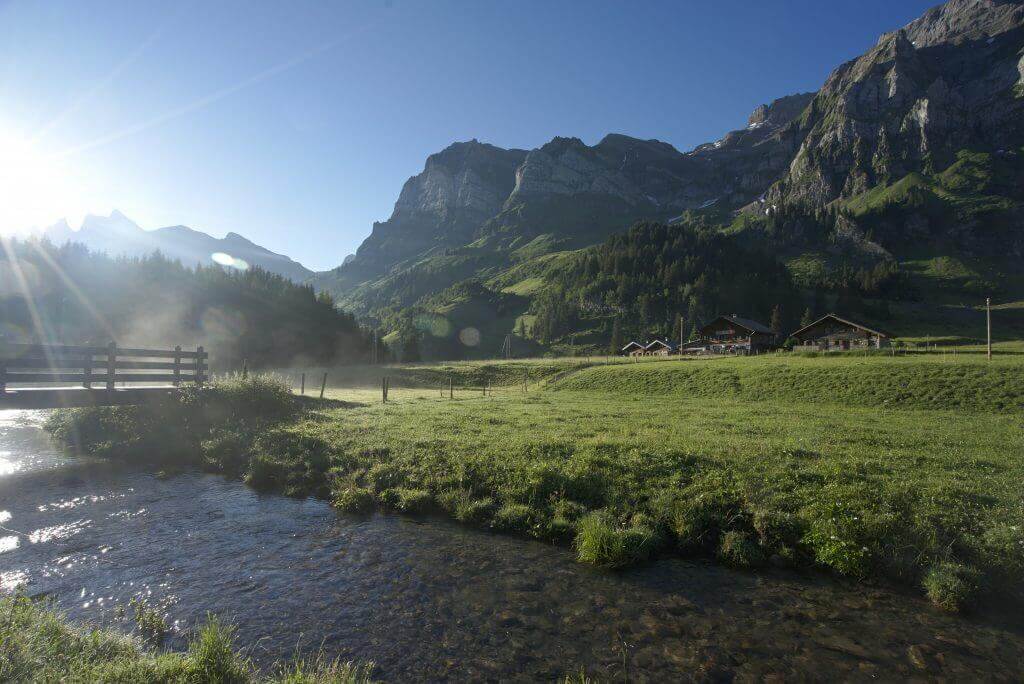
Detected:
[
  {"left": 770, "top": 304, "right": 783, "bottom": 336},
  {"left": 800, "top": 307, "right": 813, "bottom": 327},
  {"left": 516, "top": 317, "right": 527, "bottom": 338},
  {"left": 671, "top": 312, "right": 683, "bottom": 343}
]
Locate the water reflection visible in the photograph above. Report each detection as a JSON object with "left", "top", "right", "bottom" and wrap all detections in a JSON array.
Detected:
[{"left": 1, "top": 411, "right": 1023, "bottom": 680}]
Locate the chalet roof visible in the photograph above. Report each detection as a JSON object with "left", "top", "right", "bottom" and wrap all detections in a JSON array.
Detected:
[
  {"left": 702, "top": 314, "right": 775, "bottom": 335},
  {"left": 644, "top": 339, "right": 676, "bottom": 351},
  {"left": 621, "top": 341, "right": 645, "bottom": 351},
  {"left": 790, "top": 313, "right": 892, "bottom": 339}
]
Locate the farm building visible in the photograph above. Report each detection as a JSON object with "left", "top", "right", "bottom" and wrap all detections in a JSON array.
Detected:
[
  {"left": 644, "top": 339, "right": 677, "bottom": 356},
  {"left": 791, "top": 314, "right": 891, "bottom": 350},
  {"left": 698, "top": 315, "right": 776, "bottom": 354},
  {"left": 620, "top": 341, "right": 645, "bottom": 356}
]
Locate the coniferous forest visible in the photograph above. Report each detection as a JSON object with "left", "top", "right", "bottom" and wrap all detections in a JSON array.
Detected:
[{"left": 0, "top": 239, "right": 369, "bottom": 369}]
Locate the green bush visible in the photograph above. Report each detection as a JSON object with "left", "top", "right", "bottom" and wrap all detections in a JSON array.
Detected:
[{"left": 923, "top": 561, "right": 980, "bottom": 612}]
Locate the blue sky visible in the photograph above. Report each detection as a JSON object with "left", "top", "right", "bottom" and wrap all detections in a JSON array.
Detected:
[{"left": 0, "top": 0, "right": 937, "bottom": 270}]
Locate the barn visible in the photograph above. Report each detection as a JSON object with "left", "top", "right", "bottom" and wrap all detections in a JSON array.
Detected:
[
  {"left": 791, "top": 314, "right": 891, "bottom": 351},
  {"left": 697, "top": 315, "right": 776, "bottom": 354}
]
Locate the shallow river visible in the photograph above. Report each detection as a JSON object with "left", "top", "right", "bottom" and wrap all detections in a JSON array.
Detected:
[{"left": 2, "top": 410, "right": 1024, "bottom": 681}]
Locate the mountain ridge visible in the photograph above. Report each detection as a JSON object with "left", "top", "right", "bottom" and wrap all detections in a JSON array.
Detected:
[{"left": 40, "top": 211, "right": 313, "bottom": 282}]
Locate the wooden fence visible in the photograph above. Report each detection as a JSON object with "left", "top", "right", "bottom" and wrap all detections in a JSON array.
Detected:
[{"left": 0, "top": 343, "right": 207, "bottom": 392}]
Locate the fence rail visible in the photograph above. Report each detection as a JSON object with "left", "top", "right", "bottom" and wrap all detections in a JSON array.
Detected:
[{"left": 0, "top": 343, "right": 207, "bottom": 392}]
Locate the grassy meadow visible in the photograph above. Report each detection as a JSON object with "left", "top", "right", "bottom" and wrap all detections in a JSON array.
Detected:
[{"left": 46, "top": 352, "right": 1024, "bottom": 612}]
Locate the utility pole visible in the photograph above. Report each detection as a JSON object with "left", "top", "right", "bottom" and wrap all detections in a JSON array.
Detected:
[{"left": 986, "top": 297, "right": 992, "bottom": 361}]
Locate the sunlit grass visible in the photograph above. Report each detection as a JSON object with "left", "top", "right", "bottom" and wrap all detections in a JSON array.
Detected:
[{"left": 0, "top": 596, "right": 373, "bottom": 683}]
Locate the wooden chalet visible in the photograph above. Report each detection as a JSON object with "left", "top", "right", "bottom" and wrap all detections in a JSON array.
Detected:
[
  {"left": 644, "top": 339, "right": 677, "bottom": 356},
  {"left": 791, "top": 314, "right": 891, "bottom": 351},
  {"left": 620, "top": 341, "right": 646, "bottom": 356},
  {"left": 697, "top": 314, "right": 776, "bottom": 354}
]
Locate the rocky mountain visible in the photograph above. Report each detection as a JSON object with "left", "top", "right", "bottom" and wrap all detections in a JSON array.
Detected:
[
  {"left": 314, "top": 0, "right": 1024, "bottom": 357},
  {"left": 315, "top": 92, "right": 815, "bottom": 312},
  {"left": 767, "top": 0, "right": 1024, "bottom": 208},
  {"left": 42, "top": 211, "right": 313, "bottom": 282}
]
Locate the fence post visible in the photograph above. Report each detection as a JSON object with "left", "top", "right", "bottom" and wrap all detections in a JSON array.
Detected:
[
  {"left": 242, "top": 359, "right": 248, "bottom": 379},
  {"left": 300, "top": 372, "right": 305, "bottom": 395},
  {"left": 106, "top": 342, "right": 116, "bottom": 390},
  {"left": 523, "top": 369, "right": 528, "bottom": 393},
  {"left": 83, "top": 351, "right": 92, "bottom": 390},
  {"left": 449, "top": 376, "right": 453, "bottom": 400},
  {"left": 173, "top": 346, "right": 182, "bottom": 387},
  {"left": 382, "top": 376, "right": 387, "bottom": 404},
  {"left": 196, "top": 346, "right": 205, "bottom": 387},
  {"left": 0, "top": 360, "right": 6, "bottom": 393},
  {"left": 319, "top": 372, "right": 327, "bottom": 399}
]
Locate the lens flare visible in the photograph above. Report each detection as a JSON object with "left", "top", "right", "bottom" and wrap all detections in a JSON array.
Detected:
[
  {"left": 211, "top": 252, "right": 249, "bottom": 270},
  {"left": 458, "top": 327, "right": 481, "bottom": 347}
]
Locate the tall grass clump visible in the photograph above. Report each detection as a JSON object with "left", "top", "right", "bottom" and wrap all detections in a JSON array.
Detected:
[{"left": 575, "top": 511, "right": 659, "bottom": 567}]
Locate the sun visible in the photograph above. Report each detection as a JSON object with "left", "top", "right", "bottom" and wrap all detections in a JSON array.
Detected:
[{"left": 0, "top": 129, "right": 85, "bottom": 234}]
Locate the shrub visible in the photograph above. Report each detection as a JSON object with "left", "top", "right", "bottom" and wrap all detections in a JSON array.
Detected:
[
  {"left": 188, "top": 373, "right": 296, "bottom": 428},
  {"left": 575, "top": 511, "right": 658, "bottom": 568},
  {"left": 333, "top": 486, "right": 376, "bottom": 513},
  {"left": 717, "top": 530, "right": 766, "bottom": 569},
  {"left": 923, "top": 561, "right": 979, "bottom": 612}
]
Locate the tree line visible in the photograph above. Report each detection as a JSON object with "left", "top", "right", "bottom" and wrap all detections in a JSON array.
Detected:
[{"left": 0, "top": 239, "right": 370, "bottom": 369}]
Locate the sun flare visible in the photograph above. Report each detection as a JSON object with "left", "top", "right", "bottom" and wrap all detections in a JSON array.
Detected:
[{"left": 0, "top": 129, "right": 86, "bottom": 234}]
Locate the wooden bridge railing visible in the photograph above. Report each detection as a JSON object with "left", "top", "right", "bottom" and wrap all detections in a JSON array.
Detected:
[{"left": 0, "top": 343, "right": 207, "bottom": 392}]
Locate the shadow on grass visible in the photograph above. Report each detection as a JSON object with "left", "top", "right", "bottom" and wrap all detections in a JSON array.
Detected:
[{"left": 295, "top": 396, "right": 367, "bottom": 411}]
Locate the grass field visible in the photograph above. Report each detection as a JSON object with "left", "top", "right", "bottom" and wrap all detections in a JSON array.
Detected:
[{"left": 48, "top": 353, "right": 1024, "bottom": 612}]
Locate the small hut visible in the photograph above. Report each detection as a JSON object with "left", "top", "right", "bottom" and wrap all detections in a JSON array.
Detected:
[
  {"left": 698, "top": 315, "right": 776, "bottom": 354},
  {"left": 790, "top": 314, "right": 891, "bottom": 351}
]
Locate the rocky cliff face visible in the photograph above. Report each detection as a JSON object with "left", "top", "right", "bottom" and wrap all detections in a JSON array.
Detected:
[
  {"left": 332, "top": 140, "right": 526, "bottom": 288},
  {"left": 767, "top": 0, "right": 1024, "bottom": 207}
]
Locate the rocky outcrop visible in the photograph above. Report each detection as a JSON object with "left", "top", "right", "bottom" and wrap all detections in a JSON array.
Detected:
[
  {"left": 334, "top": 140, "right": 527, "bottom": 287},
  {"left": 767, "top": 0, "right": 1024, "bottom": 207}
]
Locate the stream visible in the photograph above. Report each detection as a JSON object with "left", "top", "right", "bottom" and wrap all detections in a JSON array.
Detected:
[{"left": 2, "top": 409, "right": 1023, "bottom": 681}]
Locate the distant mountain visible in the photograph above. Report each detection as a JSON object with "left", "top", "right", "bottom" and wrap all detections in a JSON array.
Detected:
[{"left": 42, "top": 211, "right": 313, "bottom": 282}]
